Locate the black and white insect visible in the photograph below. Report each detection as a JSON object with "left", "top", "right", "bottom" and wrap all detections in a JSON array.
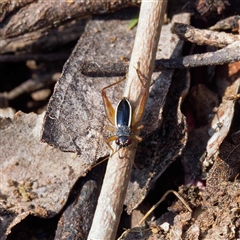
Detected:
[{"left": 101, "top": 73, "right": 147, "bottom": 153}]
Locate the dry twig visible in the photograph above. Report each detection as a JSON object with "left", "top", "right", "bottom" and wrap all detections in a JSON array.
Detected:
[
  {"left": 82, "top": 40, "right": 240, "bottom": 74},
  {"left": 5, "top": 73, "right": 58, "bottom": 100},
  {"left": 118, "top": 190, "right": 192, "bottom": 239},
  {"left": 87, "top": 1, "right": 168, "bottom": 239},
  {"left": 209, "top": 15, "right": 240, "bottom": 31},
  {"left": 155, "top": 40, "right": 240, "bottom": 69},
  {"left": 172, "top": 22, "right": 240, "bottom": 48}
]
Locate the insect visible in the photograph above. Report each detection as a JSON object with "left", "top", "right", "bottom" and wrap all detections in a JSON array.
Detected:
[{"left": 102, "top": 70, "right": 147, "bottom": 154}]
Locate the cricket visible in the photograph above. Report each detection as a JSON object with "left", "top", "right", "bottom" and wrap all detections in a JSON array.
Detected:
[{"left": 101, "top": 69, "right": 147, "bottom": 154}]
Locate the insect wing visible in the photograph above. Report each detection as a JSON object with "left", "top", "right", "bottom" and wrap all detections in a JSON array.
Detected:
[{"left": 115, "top": 98, "right": 132, "bottom": 127}]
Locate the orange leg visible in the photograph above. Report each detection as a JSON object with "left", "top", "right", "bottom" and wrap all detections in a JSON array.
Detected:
[
  {"left": 132, "top": 124, "right": 144, "bottom": 133},
  {"left": 101, "top": 77, "right": 126, "bottom": 126},
  {"left": 131, "top": 67, "right": 148, "bottom": 128},
  {"left": 106, "top": 135, "right": 117, "bottom": 154},
  {"left": 106, "top": 125, "right": 116, "bottom": 132},
  {"left": 132, "top": 134, "right": 142, "bottom": 142}
]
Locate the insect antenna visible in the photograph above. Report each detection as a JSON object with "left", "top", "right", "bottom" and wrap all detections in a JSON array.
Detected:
[{"left": 91, "top": 148, "right": 121, "bottom": 169}]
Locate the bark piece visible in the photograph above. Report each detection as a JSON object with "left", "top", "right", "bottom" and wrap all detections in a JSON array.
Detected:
[
  {"left": 0, "top": 112, "right": 88, "bottom": 239},
  {"left": 55, "top": 163, "right": 106, "bottom": 240},
  {"left": 0, "top": 18, "right": 88, "bottom": 54},
  {"left": 0, "top": 0, "right": 35, "bottom": 22},
  {"left": 0, "top": 0, "right": 140, "bottom": 39},
  {"left": 206, "top": 62, "right": 240, "bottom": 161}
]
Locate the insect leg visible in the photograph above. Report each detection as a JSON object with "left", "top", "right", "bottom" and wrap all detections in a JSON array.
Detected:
[
  {"left": 132, "top": 124, "right": 144, "bottom": 131},
  {"left": 102, "top": 90, "right": 115, "bottom": 126},
  {"left": 131, "top": 66, "right": 148, "bottom": 127},
  {"left": 131, "top": 134, "right": 142, "bottom": 142},
  {"left": 106, "top": 135, "right": 117, "bottom": 154},
  {"left": 102, "top": 77, "right": 126, "bottom": 126},
  {"left": 131, "top": 83, "right": 147, "bottom": 127},
  {"left": 106, "top": 125, "right": 116, "bottom": 132}
]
